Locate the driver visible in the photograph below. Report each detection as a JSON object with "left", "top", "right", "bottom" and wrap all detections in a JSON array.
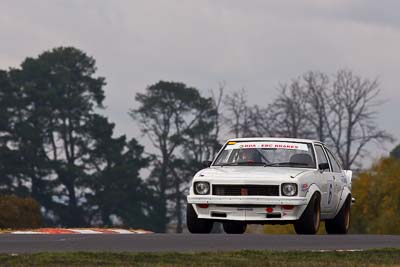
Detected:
[{"left": 239, "top": 149, "right": 262, "bottom": 162}]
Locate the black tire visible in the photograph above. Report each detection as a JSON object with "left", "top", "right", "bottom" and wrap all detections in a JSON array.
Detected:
[
  {"left": 294, "top": 193, "right": 321, "bottom": 235},
  {"left": 223, "top": 221, "right": 247, "bottom": 234},
  {"left": 186, "top": 204, "right": 213, "bottom": 234},
  {"left": 325, "top": 196, "right": 351, "bottom": 234}
]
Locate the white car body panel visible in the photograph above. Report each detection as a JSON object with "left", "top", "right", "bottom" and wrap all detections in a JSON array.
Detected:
[{"left": 187, "top": 137, "right": 352, "bottom": 224}]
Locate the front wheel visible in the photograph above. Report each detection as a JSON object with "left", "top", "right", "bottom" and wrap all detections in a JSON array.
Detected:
[
  {"left": 223, "top": 221, "right": 247, "bottom": 234},
  {"left": 294, "top": 193, "right": 321, "bottom": 235},
  {"left": 325, "top": 196, "right": 351, "bottom": 234},
  {"left": 186, "top": 204, "right": 213, "bottom": 234}
]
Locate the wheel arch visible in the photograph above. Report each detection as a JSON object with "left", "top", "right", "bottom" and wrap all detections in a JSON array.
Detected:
[
  {"left": 297, "top": 184, "right": 321, "bottom": 218},
  {"left": 335, "top": 187, "right": 352, "bottom": 216},
  {"left": 305, "top": 183, "right": 322, "bottom": 203}
]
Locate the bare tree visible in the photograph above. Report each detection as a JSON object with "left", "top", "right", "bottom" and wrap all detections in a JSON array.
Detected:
[
  {"left": 246, "top": 105, "right": 278, "bottom": 137},
  {"left": 209, "top": 82, "right": 225, "bottom": 155},
  {"left": 271, "top": 79, "right": 313, "bottom": 138},
  {"left": 219, "top": 69, "right": 392, "bottom": 170},
  {"left": 324, "top": 70, "right": 393, "bottom": 169},
  {"left": 303, "top": 71, "right": 330, "bottom": 142},
  {"left": 223, "top": 89, "right": 252, "bottom": 138}
]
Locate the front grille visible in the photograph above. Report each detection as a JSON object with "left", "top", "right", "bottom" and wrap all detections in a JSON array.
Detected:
[{"left": 212, "top": 184, "right": 279, "bottom": 196}]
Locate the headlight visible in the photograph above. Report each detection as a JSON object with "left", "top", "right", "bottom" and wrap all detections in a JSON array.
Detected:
[
  {"left": 282, "top": 183, "right": 297, "bottom": 196},
  {"left": 194, "top": 182, "right": 210, "bottom": 195}
]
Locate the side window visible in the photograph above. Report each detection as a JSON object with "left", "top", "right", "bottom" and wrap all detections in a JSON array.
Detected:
[
  {"left": 314, "top": 145, "right": 329, "bottom": 167},
  {"left": 214, "top": 150, "right": 230, "bottom": 165},
  {"left": 326, "top": 149, "right": 342, "bottom": 172}
]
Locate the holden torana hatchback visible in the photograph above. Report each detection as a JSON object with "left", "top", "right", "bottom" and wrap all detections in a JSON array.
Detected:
[{"left": 186, "top": 138, "right": 353, "bottom": 234}]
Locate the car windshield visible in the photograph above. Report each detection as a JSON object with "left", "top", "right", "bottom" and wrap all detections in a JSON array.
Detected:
[{"left": 213, "top": 141, "right": 316, "bottom": 168}]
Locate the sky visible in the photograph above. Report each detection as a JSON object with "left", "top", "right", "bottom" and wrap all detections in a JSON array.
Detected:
[{"left": 0, "top": 0, "right": 399, "bottom": 165}]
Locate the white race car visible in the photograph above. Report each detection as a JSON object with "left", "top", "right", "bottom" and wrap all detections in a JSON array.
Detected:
[{"left": 186, "top": 138, "right": 353, "bottom": 235}]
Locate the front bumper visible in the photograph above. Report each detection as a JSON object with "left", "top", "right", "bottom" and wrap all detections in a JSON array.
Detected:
[
  {"left": 187, "top": 195, "right": 308, "bottom": 205},
  {"left": 187, "top": 195, "right": 308, "bottom": 222}
]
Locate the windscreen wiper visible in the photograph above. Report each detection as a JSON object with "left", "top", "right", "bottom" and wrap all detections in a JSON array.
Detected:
[
  {"left": 217, "top": 163, "right": 239, "bottom": 167},
  {"left": 218, "top": 162, "right": 265, "bottom": 167},
  {"left": 264, "top": 162, "right": 309, "bottom": 167}
]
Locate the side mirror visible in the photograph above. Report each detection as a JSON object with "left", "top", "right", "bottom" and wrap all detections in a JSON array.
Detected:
[
  {"left": 318, "top": 162, "right": 330, "bottom": 171},
  {"left": 202, "top": 161, "right": 212, "bottom": 168}
]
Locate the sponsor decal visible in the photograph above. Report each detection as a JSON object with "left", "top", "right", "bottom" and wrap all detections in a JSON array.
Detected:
[
  {"left": 226, "top": 142, "right": 309, "bottom": 151},
  {"left": 301, "top": 183, "right": 309, "bottom": 191}
]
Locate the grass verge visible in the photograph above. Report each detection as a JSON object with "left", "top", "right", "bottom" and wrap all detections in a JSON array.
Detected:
[{"left": 0, "top": 249, "right": 399, "bottom": 267}]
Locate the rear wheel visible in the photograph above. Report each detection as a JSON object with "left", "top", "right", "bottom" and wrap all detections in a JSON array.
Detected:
[
  {"left": 223, "top": 221, "right": 247, "bottom": 234},
  {"left": 325, "top": 196, "right": 351, "bottom": 234},
  {"left": 294, "top": 193, "right": 321, "bottom": 235},
  {"left": 186, "top": 204, "right": 213, "bottom": 234}
]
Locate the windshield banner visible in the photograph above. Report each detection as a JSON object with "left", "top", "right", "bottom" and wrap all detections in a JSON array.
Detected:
[{"left": 226, "top": 142, "right": 309, "bottom": 151}]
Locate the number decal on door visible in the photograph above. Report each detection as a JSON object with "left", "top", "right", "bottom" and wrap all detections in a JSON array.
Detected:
[{"left": 328, "top": 183, "right": 333, "bottom": 205}]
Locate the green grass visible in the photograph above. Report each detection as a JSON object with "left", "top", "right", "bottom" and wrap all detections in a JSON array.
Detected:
[{"left": 0, "top": 249, "right": 399, "bottom": 267}]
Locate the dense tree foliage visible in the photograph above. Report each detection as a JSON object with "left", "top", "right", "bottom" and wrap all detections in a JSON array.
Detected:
[
  {"left": 0, "top": 195, "right": 42, "bottom": 229},
  {"left": 131, "top": 81, "right": 219, "bottom": 232},
  {"left": 351, "top": 157, "right": 400, "bottom": 234},
  {"left": 0, "top": 47, "right": 150, "bottom": 228}
]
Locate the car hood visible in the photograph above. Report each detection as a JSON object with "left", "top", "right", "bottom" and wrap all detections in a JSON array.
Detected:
[{"left": 195, "top": 166, "right": 312, "bottom": 181}]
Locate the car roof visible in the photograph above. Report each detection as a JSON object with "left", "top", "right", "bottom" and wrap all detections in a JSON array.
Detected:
[{"left": 227, "top": 137, "right": 322, "bottom": 144}]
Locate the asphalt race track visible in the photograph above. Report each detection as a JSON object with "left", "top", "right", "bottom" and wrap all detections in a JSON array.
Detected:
[{"left": 0, "top": 234, "right": 399, "bottom": 253}]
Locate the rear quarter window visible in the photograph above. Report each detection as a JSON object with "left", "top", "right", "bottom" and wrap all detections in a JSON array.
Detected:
[{"left": 326, "top": 149, "right": 342, "bottom": 172}]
